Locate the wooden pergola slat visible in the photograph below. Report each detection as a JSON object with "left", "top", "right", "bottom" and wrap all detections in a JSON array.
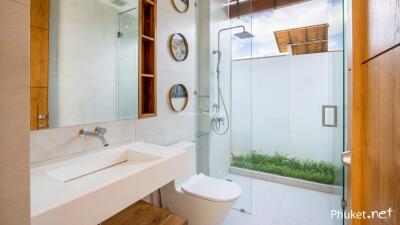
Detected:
[{"left": 274, "top": 23, "right": 329, "bottom": 55}]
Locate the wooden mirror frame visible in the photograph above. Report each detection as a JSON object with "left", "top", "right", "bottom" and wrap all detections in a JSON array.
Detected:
[
  {"left": 169, "top": 33, "right": 189, "bottom": 61},
  {"left": 169, "top": 84, "right": 188, "bottom": 112},
  {"left": 172, "top": 0, "right": 189, "bottom": 13}
]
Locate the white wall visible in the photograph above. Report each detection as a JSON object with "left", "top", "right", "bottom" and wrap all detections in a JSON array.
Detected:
[
  {"left": 49, "top": 0, "right": 119, "bottom": 128},
  {"left": 196, "top": 0, "right": 211, "bottom": 176},
  {"left": 31, "top": 0, "right": 196, "bottom": 163},
  {"left": 231, "top": 51, "right": 344, "bottom": 163},
  {"left": 0, "top": 0, "right": 30, "bottom": 224},
  {"left": 197, "top": 0, "right": 232, "bottom": 179},
  {"left": 208, "top": 0, "right": 232, "bottom": 179}
]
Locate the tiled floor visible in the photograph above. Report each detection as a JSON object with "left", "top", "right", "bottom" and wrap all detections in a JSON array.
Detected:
[{"left": 223, "top": 174, "right": 343, "bottom": 225}]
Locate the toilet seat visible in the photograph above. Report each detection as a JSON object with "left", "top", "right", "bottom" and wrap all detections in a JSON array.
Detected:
[{"left": 181, "top": 174, "right": 241, "bottom": 203}]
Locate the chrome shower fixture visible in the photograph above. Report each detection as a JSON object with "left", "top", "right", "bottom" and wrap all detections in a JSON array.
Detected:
[{"left": 211, "top": 25, "right": 254, "bottom": 135}]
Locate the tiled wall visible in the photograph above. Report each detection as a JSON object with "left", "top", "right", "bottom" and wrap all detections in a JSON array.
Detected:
[
  {"left": 0, "top": 0, "right": 30, "bottom": 224},
  {"left": 30, "top": 0, "right": 197, "bottom": 164}
]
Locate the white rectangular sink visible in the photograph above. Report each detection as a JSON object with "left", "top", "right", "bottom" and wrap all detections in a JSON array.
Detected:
[
  {"left": 46, "top": 150, "right": 161, "bottom": 182},
  {"left": 30, "top": 142, "right": 188, "bottom": 225}
]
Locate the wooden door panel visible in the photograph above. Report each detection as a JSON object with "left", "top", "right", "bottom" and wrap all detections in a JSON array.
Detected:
[
  {"left": 365, "top": 0, "right": 400, "bottom": 60},
  {"left": 362, "top": 48, "right": 399, "bottom": 223},
  {"left": 395, "top": 57, "right": 400, "bottom": 225},
  {"left": 352, "top": 1, "right": 400, "bottom": 224}
]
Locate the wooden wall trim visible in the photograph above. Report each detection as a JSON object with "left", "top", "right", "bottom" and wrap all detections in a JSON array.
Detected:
[
  {"left": 229, "top": 0, "right": 310, "bottom": 18},
  {"left": 350, "top": 0, "right": 366, "bottom": 223},
  {"left": 30, "top": 0, "right": 49, "bottom": 130}
]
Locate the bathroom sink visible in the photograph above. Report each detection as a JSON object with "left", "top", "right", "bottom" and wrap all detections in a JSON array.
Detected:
[
  {"left": 46, "top": 150, "right": 161, "bottom": 182},
  {"left": 30, "top": 142, "right": 188, "bottom": 225}
]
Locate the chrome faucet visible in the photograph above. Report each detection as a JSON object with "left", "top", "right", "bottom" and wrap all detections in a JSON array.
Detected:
[{"left": 79, "top": 126, "right": 109, "bottom": 147}]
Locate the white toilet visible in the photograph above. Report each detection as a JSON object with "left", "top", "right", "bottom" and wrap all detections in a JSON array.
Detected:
[{"left": 161, "top": 142, "right": 241, "bottom": 225}]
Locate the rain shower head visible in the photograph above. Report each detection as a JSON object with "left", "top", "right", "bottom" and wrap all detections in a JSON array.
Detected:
[{"left": 234, "top": 31, "right": 254, "bottom": 39}]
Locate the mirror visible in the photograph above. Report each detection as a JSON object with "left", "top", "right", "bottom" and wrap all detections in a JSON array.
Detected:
[
  {"left": 169, "top": 84, "right": 188, "bottom": 112},
  {"left": 169, "top": 33, "right": 189, "bottom": 61},
  {"left": 172, "top": 0, "right": 189, "bottom": 13},
  {"left": 31, "top": 0, "right": 139, "bottom": 130}
]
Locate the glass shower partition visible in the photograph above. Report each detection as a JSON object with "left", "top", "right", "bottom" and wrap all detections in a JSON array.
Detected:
[
  {"left": 228, "top": 15, "right": 254, "bottom": 214},
  {"left": 228, "top": 1, "right": 346, "bottom": 224}
]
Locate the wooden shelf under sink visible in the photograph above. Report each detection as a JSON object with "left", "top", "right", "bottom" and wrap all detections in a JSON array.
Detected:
[{"left": 101, "top": 200, "right": 187, "bottom": 225}]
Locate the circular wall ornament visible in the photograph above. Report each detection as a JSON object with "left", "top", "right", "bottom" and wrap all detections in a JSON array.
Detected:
[
  {"left": 172, "top": 0, "right": 189, "bottom": 13},
  {"left": 169, "top": 33, "right": 189, "bottom": 61},
  {"left": 169, "top": 84, "right": 188, "bottom": 112}
]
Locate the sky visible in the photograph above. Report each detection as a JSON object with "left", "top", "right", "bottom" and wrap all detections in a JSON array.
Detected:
[{"left": 231, "top": 0, "right": 344, "bottom": 59}]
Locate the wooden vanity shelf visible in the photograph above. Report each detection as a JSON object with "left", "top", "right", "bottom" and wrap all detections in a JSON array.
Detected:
[
  {"left": 139, "top": 0, "right": 157, "bottom": 118},
  {"left": 101, "top": 200, "right": 187, "bottom": 225}
]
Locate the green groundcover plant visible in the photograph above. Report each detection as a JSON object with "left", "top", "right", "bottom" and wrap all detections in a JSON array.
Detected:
[{"left": 231, "top": 151, "right": 343, "bottom": 185}]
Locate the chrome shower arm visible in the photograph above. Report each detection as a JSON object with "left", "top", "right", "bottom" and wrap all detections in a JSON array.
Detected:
[{"left": 216, "top": 25, "right": 246, "bottom": 52}]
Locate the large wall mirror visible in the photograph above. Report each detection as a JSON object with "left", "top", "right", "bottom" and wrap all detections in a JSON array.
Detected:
[{"left": 30, "top": 0, "right": 139, "bottom": 130}]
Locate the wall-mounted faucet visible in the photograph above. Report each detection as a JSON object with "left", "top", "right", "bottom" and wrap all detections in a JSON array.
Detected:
[{"left": 79, "top": 126, "right": 109, "bottom": 147}]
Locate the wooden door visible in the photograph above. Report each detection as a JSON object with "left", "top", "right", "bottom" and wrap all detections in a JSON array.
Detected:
[{"left": 351, "top": 0, "right": 400, "bottom": 224}]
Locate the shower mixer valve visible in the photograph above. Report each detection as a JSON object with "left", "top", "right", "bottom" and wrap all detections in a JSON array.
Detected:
[
  {"left": 211, "top": 116, "right": 225, "bottom": 126},
  {"left": 213, "top": 104, "right": 220, "bottom": 112}
]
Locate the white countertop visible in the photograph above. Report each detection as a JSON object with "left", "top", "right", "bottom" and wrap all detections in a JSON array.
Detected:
[{"left": 30, "top": 142, "right": 188, "bottom": 225}]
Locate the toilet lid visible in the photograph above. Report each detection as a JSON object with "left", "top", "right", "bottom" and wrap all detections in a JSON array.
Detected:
[{"left": 181, "top": 174, "right": 242, "bottom": 202}]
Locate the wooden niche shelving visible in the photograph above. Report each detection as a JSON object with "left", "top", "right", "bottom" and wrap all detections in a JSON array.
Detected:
[{"left": 139, "top": 0, "right": 157, "bottom": 118}]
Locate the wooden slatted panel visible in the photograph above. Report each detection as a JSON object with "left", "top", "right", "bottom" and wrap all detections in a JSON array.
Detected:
[
  {"left": 274, "top": 24, "right": 329, "bottom": 55},
  {"left": 291, "top": 40, "right": 328, "bottom": 55},
  {"left": 274, "top": 30, "right": 290, "bottom": 53}
]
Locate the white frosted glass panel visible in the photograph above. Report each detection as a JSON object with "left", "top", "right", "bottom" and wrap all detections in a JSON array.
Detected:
[
  {"left": 231, "top": 60, "right": 252, "bottom": 156},
  {"left": 231, "top": 51, "right": 344, "bottom": 163}
]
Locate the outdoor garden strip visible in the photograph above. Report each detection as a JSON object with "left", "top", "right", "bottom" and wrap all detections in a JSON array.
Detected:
[{"left": 231, "top": 152, "right": 343, "bottom": 185}]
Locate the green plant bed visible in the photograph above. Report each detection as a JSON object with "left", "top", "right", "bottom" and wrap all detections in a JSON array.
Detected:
[{"left": 231, "top": 152, "right": 343, "bottom": 185}]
